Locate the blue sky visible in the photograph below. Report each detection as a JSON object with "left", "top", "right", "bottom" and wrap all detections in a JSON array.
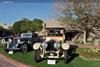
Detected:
[
  {"left": 0, "top": 2, "right": 54, "bottom": 24},
  {"left": 0, "top": 0, "right": 54, "bottom": 2}
]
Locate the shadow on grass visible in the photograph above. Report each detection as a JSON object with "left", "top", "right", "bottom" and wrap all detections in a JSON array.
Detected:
[
  {"left": 67, "top": 45, "right": 79, "bottom": 63},
  {"left": 67, "top": 53, "right": 79, "bottom": 63}
]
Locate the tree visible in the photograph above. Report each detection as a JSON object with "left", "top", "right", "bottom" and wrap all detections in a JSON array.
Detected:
[
  {"left": 12, "top": 18, "right": 43, "bottom": 34},
  {"left": 12, "top": 18, "right": 31, "bottom": 33},
  {"left": 55, "top": 0, "right": 100, "bottom": 44},
  {"left": 20, "top": 18, "right": 32, "bottom": 32},
  {"left": 0, "top": 25, "right": 3, "bottom": 29},
  {"left": 32, "top": 18, "right": 43, "bottom": 32},
  {"left": 12, "top": 21, "right": 21, "bottom": 34}
]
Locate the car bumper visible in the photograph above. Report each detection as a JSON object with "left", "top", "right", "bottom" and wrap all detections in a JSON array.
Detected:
[{"left": 5, "top": 48, "right": 20, "bottom": 51}]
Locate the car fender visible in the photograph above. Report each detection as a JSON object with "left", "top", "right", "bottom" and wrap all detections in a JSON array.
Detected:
[
  {"left": 33, "top": 43, "right": 41, "bottom": 50},
  {"left": 62, "top": 43, "right": 70, "bottom": 50}
]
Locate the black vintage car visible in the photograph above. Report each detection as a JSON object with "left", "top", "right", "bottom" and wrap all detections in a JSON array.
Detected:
[{"left": 4, "top": 32, "right": 41, "bottom": 53}]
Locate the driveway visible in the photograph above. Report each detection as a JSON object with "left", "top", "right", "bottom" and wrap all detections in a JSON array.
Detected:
[{"left": 0, "top": 53, "right": 29, "bottom": 67}]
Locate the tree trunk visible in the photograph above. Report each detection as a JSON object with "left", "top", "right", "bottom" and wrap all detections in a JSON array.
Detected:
[{"left": 83, "top": 30, "right": 87, "bottom": 44}]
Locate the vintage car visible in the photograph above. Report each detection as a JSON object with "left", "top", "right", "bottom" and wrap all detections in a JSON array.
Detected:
[
  {"left": 3, "top": 32, "right": 40, "bottom": 53},
  {"left": 33, "top": 29, "right": 70, "bottom": 64}
]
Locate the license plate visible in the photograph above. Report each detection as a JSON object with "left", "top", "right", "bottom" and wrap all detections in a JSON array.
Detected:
[
  {"left": 47, "top": 59, "right": 56, "bottom": 64},
  {"left": 8, "top": 51, "right": 14, "bottom": 54}
]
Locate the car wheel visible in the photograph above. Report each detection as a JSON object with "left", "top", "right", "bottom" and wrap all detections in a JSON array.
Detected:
[
  {"left": 64, "top": 50, "right": 69, "bottom": 64},
  {"left": 21, "top": 44, "right": 28, "bottom": 53},
  {"left": 35, "top": 49, "right": 42, "bottom": 63}
]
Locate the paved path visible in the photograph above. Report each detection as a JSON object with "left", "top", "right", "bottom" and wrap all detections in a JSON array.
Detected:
[{"left": 0, "top": 53, "right": 29, "bottom": 67}]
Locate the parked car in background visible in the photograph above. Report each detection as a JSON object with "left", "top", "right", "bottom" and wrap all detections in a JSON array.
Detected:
[
  {"left": 0, "top": 35, "right": 14, "bottom": 44},
  {"left": 2, "top": 32, "right": 41, "bottom": 53},
  {"left": 0, "top": 29, "right": 13, "bottom": 41}
]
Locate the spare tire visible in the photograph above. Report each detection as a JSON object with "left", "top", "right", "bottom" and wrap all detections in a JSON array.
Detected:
[{"left": 1, "top": 39, "right": 6, "bottom": 44}]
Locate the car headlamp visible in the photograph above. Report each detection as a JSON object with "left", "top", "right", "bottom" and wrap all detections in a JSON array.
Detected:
[
  {"left": 28, "top": 40, "right": 32, "bottom": 44},
  {"left": 42, "top": 42, "right": 48, "bottom": 48},
  {"left": 17, "top": 39, "right": 20, "bottom": 43},
  {"left": 54, "top": 42, "right": 60, "bottom": 49},
  {"left": 8, "top": 38, "right": 12, "bottom": 43}
]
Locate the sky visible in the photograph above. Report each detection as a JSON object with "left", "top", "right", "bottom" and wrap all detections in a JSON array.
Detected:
[{"left": 0, "top": 0, "right": 55, "bottom": 25}]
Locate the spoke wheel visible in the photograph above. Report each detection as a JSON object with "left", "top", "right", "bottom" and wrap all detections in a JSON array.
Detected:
[
  {"left": 21, "top": 44, "right": 28, "bottom": 53},
  {"left": 35, "top": 49, "right": 42, "bottom": 63}
]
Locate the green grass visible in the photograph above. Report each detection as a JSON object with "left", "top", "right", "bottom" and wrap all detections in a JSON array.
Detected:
[{"left": 1, "top": 47, "right": 100, "bottom": 67}]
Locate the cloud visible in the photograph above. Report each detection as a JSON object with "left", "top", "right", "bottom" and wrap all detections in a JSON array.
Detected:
[{"left": 1, "top": 0, "right": 14, "bottom": 3}]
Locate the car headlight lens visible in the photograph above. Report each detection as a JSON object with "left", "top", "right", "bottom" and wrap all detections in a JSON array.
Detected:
[
  {"left": 54, "top": 42, "right": 60, "bottom": 49},
  {"left": 42, "top": 42, "right": 48, "bottom": 48},
  {"left": 17, "top": 39, "right": 20, "bottom": 43},
  {"left": 8, "top": 38, "right": 12, "bottom": 43}
]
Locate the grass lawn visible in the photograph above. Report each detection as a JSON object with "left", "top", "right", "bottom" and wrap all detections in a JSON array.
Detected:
[{"left": 0, "top": 47, "right": 100, "bottom": 67}]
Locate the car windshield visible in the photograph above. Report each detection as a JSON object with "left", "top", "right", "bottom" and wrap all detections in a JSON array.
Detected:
[
  {"left": 21, "top": 33, "right": 32, "bottom": 38},
  {"left": 47, "top": 29, "right": 63, "bottom": 36},
  {"left": 47, "top": 33, "right": 63, "bottom": 36},
  {"left": 23, "top": 34, "right": 32, "bottom": 36}
]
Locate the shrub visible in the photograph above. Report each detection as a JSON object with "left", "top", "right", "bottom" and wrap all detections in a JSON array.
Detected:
[{"left": 0, "top": 41, "right": 5, "bottom": 47}]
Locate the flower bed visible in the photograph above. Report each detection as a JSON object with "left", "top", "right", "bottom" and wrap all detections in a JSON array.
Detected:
[{"left": 77, "top": 48, "right": 100, "bottom": 60}]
